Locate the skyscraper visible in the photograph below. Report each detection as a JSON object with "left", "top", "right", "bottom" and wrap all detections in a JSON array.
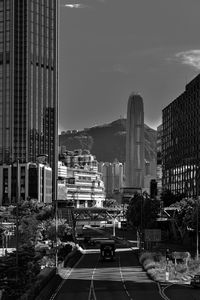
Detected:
[
  {"left": 125, "top": 93, "right": 144, "bottom": 188},
  {"left": 162, "top": 73, "right": 200, "bottom": 197},
  {"left": 0, "top": 1, "right": 58, "bottom": 203}
]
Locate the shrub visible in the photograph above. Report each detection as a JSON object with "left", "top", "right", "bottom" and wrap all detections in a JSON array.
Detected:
[
  {"left": 188, "top": 258, "right": 200, "bottom": 272},
  {"left": 143, "top": 258, "right": 156, "bottom": 271},
  {"left": 175, "top": 263, "right": 187, "bottom": 274},
  {"left": 139, "top": 251, "right": 153, "bottom": 264}
]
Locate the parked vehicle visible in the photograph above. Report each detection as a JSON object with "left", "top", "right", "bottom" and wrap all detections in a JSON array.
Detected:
[
  {"left": 191, "top": 274, "right": 200, "bottom": 288},
  {"left": 100, "top": 240, "right": 115, "bottom": 261}
]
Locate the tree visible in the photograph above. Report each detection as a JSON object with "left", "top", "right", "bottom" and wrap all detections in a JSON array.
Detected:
[
  {"left": 0, "top": 245, "right": 40, "bottom": 299},
  {"left": 103, "top": 198, "right": 118, "bottom": 208},
  {"left": 126, "top": 193, "right": 160, "bottom": 230},
  {"left": 171, "top": 197, "right": 200, "bottom": 240},
  {"left": 19, "top": 214, "right": 40, "bottom": 246},
  {"left": 44, "top": 218, "right": 72, "bottom": 242},
  {"left": 161, "top": 189, "right": 185, "bottom": 207}
]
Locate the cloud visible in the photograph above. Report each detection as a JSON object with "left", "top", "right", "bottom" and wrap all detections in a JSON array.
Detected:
[
  {"left": 64, "top": 4, "right": 89, "bottom": 9},
  {"left": 175, "top": 50, "right": 200, "bottom": 70}
]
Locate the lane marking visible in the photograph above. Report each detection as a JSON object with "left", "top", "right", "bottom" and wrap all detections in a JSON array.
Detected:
[
  {"left": 157, "top": 282, "right": 171, "bottom": 300},
  {"left": 88, "top": 256, "right": 99, "bottom": 300},
  {"left": 118, "top": 256, "right": 133, "bottom": 300},
  {"left": 50, "top": 253, "right": 85, "bottom": 300}
]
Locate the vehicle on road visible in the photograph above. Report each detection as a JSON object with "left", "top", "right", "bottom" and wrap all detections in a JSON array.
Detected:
[
  {"left": 191, "top": 274, "right": 200, "bottom": 288},
  {"left": 100, "top": 239, "right": 115, "bottom": 261}
]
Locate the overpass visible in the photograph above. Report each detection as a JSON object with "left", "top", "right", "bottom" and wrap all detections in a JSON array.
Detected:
[{"left": 57, "top": 205, "right": 123, "bottom": 227}]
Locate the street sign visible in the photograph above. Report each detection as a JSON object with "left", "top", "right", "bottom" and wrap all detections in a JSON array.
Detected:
[
  {"left": 172, "top": 251, "right": 190, "bottom": 260},
  {"left": 144, "top": 229, "right": 161, "bottom": 242}
]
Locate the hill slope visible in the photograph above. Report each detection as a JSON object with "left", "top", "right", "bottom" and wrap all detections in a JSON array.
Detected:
[{"left": 59, "top": 119, "right": 157, "bottom": 163}]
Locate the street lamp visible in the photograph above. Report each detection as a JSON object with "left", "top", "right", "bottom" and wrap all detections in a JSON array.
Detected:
[
  {"left": 196, "top": 197, "right": 199, "bottom": 260},
  {"left": 196, "top": 163, "right": 200, "bottom": 260},
  {"left": 11, "top": 159, "right": 20, "bottom": 282}
]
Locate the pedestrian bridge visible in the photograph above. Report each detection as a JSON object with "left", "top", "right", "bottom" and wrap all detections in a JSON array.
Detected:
[{"left": 58, "top": 205, "right": 123, "bottom": 226}]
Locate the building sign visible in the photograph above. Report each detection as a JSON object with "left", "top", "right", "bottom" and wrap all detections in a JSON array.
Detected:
[{"left": 144, "top": 229, "right": 161, "bottom": 242}]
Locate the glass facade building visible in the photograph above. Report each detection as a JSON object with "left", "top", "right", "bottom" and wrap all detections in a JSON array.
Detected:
[
  {"left": 0, "top": 0, "right": 58, "bottom": 171},
  {"left": 162, "top": 74, "right": 200, "bottom": 197}
]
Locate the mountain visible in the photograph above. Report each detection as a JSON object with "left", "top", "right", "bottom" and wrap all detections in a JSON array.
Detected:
[{"left": 59, "top": 118, "right": 157, "bottom": 163}]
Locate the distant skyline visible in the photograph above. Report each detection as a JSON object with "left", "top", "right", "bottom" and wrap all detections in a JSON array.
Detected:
[{"left": 59, "top": 0, "right": 200, "bottom": 132}]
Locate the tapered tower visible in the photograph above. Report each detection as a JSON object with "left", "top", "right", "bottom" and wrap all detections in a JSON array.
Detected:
[{"left": 125, "top": 93, "right": 144, "bottom": 188}]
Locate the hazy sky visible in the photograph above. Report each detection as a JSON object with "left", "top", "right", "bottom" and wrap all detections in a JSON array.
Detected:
[{"left": 59, "top": 0, "right": 200, "bottom": 132}]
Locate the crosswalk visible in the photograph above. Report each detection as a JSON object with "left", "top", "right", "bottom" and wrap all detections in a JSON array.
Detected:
[{"left": 58, "top": 264, "right": 152, "bottom": 283}]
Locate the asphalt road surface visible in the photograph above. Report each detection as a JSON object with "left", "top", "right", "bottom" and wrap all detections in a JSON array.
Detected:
[
  {"left": 50, "top": 225, "right": 199, "bottom": 300},
  {"left": 50, "top": 243, "right": 200, "bottom": 300}
]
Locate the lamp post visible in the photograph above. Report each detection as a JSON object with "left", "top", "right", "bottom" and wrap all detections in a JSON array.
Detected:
[
  {"left": 140, "top": 195, "right": 143, "bottom": 250},
  {"left": 196, "top": 197, "right": 199, "bottom": 260},
  {"left": 55, "top": 178, "right": 58, "bottom": 271},
  {"left": 54, "top": 0, "right": 59, "bottom": 272},
  {"left": 196, "top": 163, "right": 200, "bottom": 260},
  {"left": 122, "top": 201, "right": 125, "bottom": 240},
  {"left": 15, "top": 159, "right": 20, "bottom": 282}
]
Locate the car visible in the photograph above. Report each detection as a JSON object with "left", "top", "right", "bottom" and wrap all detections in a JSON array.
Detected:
[
  {"left": 191, "top": 274, "right": 200, "bottom": 288},
  {"left": 100, "top": 240, "right": 115, "bottom": 262}
]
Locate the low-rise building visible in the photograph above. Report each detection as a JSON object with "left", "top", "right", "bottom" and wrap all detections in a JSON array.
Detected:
[
  {"left": 0, "top": 162, "right": 52, "bottom": 205},
  {"left": 58, "top": 150, "right": 105, "bottom": 208}
]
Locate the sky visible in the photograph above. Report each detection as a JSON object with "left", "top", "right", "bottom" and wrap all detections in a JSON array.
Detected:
[{"left": 59, "top": 0, "right": 200, "bottom": 132}]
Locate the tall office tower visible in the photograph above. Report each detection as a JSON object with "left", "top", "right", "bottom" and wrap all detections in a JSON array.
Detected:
[
  {"left": 0, "top": 1, "right": 58, "bottom": 200},
  {"left": 162, "top": 73, "right": 200, "bottom": 197},
  {"left": 125, "top": 93, "right": 144, "bottom": 188},
  {"left": 156, "top": 124, "right": 162, "bottom": 196}
]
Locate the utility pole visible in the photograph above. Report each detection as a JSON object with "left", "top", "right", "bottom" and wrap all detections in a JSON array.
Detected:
[
  {"left": 16, "top": 159, "right": 20, "bottom": 282},
  {"left": 196, "top": 163, "right": 200, "bottom": 260},
  {"left": 197, "top": 199, "right": 199, "bottom": 260},
  {"left": 140, "top": 194, "right": 144, "bottom": 250}
]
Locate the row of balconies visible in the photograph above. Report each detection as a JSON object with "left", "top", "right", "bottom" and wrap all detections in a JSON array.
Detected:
[
  {"left": 67, "top": 194, "right": 105, "bottom": 201},
  {"left": 67, "top": 187, "right": 104, "bottom": 194}
]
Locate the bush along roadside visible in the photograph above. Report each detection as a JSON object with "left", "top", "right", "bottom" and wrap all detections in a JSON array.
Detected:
[{"left": 139, "top": 250, "right": 200, "bottom": 283}]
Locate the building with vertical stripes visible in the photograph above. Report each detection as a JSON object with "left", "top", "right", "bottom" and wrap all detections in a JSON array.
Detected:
[
  {"left": 125, "top": 93, "right": 145, "bottom": 188},
  {"left": 0, "top": 0, "right": 58, "bottom": 204}
]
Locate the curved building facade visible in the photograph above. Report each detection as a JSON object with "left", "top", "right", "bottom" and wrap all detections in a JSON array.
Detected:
[{"left": 125, "top": 93, "right": 144, "bottom": 188}]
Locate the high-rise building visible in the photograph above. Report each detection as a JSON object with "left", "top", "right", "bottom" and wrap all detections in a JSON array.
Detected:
[
  {"left": 162, "top": 73, "right": 200, "bottom": 197},
  {"left": 0, "top": 1, "right": 58, "bottom": 204},
  {"left": 99, "top": 160, "right": 124, "bottom": 198},
  {"left": 125, "top": 93, "right": 144, "bottom": 188},
  {"left": 156, "top": 124, "right": 162, "bottom": 196}
]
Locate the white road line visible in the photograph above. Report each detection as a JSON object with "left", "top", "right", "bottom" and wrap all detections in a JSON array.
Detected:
[
  {"left": 157, "top": 282, "right": 171, "bottom": 300},
  {"left": 118, "top": 256, "right": 134, "bottom": 300},
  {"left": 50, "top": 253, "right": 85, "bottom": 300},
  {"left": 88, "top": 256, "right": 99, "bottom": 300}
]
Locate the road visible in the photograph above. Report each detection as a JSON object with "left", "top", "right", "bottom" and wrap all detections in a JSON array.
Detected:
[
  {"left": 50, "top": 244, "right": 199, "bottom": 300},
  {"left": 50, "top": 225, "right": 200, "bottom": 300}
]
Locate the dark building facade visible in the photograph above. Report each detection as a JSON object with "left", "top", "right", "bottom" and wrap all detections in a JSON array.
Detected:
[
  {"left": 156, "top": 124, "right": 162, "bottom": 196},
  {"left": 162, "top": 74, "right": 200, "bottom": 197},
  {"left": 0, "top": 1, "right": 58, "bottom": 203},
  {"left": 0, "top": 0, "right": 58, "bottom": 167}
]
